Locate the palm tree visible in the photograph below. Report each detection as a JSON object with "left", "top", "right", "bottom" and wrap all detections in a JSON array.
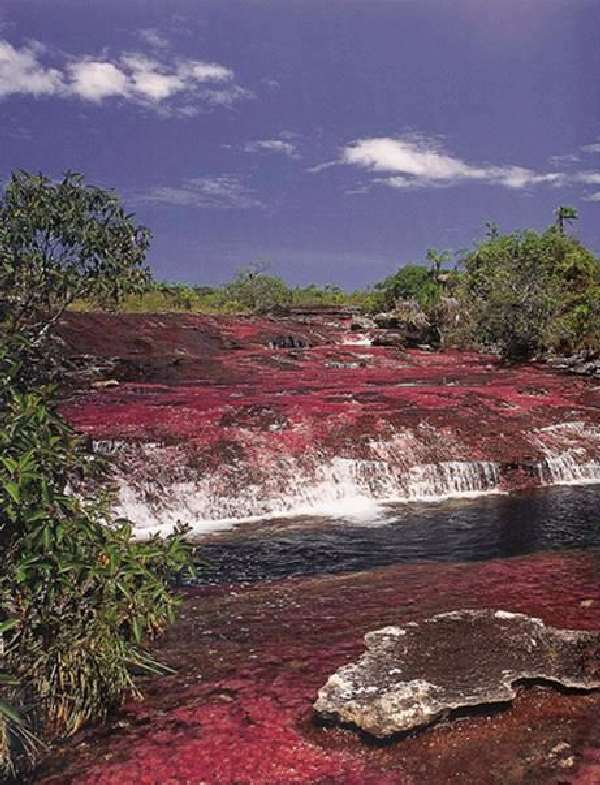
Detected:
[
  {"left": 554, "top": 206, "right": 578, "bottom": 235},
  {"left": 426, "top": 248, "right": 452, "bottom": 284},
  {"left": 485, "top": 221, "right": 499, "bottom": 240}
]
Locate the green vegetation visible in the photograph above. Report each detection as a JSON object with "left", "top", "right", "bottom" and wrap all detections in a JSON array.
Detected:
[
  {"left": 0, "top": 172, "right": 193, "bottom": 779},
  {"left": 77, "top": 272, "right": 375, "bottom": 315},
  {"left": 457, "top": 208, "right": 600, "bottom": 359},
  {"left": 1, "top": 171, "right": 150, "bottom": 345},
  {"left": 70, "top": 202, "right": 599, "bottom": 363}
]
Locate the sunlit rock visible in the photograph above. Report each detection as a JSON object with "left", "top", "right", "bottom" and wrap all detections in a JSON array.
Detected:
[{"left": 314, "top": 610, "right": 600, "bottom": 737}]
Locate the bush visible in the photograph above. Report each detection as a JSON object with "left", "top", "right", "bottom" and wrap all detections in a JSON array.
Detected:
[
  {"left": 458, "top": 217, "right": 600, "bottom": 360},
  {"left": 0, "top": 171, "right": 150, "bottom": 343},
  {"left": 373, "top": 264, "right": 442, "bottom": 311},
  {"left": 0, "top": 171, "right": 193, "bottom": 779},
  {"left": 0, "top": 341, "right": 193, "bottom": 777}
]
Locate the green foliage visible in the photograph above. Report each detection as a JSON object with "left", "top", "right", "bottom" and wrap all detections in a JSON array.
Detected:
[
  {"left": 0, "top": 170, "right": 192, "bottom": 779},
  {"left": 0, "top": 341, "right": 193, "bottom": 777},
  {"left": 0, "top": 171, "right": 151, "bottom": 342},
  {"left": 458, "top": 214, "right": 600, "bottom": 359},
  {"left": 373, "top": 264, "right": 442, "bottom": 311},
  {"left": 554, "top": 205, "right": 579, "bottom": 236},
  {"left": 221, "top": 268, "right": 291, "bottom": 313},
  {"left": 80, "top": 272, "right": 377, "bottom": 315}
]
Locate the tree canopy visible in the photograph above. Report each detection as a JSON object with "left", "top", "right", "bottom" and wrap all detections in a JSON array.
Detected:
[
  {"left": 458, "top": 213, "right": 600, "bottom": 359},
  {"left": 0, "top": 171, "right": 150, "bottom": 342}
]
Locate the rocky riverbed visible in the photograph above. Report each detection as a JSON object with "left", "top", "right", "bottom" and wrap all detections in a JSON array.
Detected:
[
  {"left": 34, "top": 546, "right": 600, "bottom": 785},
  {"left": 57, "top": 312, "right": 600, "bottom": 534},
  {"left": 33, "top": 312, "right": 600, "bottom": 785}
]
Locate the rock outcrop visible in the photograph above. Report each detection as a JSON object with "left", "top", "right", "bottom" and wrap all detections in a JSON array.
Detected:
[{"left": 314, "top": 610, "right": 600, "bottom": 737}]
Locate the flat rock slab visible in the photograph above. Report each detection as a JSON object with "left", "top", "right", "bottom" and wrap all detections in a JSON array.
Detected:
[{"left": 314, "top": 610, "right": 600, "bottom": 737}]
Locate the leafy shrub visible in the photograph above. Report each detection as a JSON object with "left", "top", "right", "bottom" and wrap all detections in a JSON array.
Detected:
[
  {"left": 458, "top": 216, "right": 600, "bottom": 359},
  {"left": 0, "top": 170, "right": 193, "bottom": 780},
  {"left": 0, "top": 171, "right": 150, "bottom": 343},
  {"left": 0, "top": 343, "right": 193, "bottom": 777}
]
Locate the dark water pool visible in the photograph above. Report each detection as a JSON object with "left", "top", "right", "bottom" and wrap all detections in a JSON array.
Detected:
[{"left": 194, "top": 484, "right": 600, "bottom": 584}]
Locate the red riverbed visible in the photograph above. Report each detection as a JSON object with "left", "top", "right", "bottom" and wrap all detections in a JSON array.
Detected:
[
  {"left": 39, "top": 313, "right": 600, "bottom": 784},
  {"left": 35, "top": 549, "right": 600, "bottom": 785},
  {"left": 59, "top": 313, "right": 600, "bottom": 495}
]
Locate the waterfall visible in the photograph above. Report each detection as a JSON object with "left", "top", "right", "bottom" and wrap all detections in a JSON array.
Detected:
[
  {"left": 537, "top": 452, "right": 600, "bottom": 484},
  {"left": 110, "top": 443, "right": 502, "bottom": 537},
  {"left": 532, "top": 422, "right": 600, "bottom": 486},
  {"left": 94, "top": 420, "right": 600, "bottom": 537}
]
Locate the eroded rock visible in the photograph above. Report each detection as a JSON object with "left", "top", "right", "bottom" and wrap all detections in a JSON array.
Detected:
[{"left": 314, "top": 610, "right": 600, "bottom": 737}]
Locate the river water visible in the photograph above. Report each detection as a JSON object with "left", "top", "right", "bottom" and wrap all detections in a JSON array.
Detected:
[{"left": 195, "top": 484, "right": 600, "bottom": 584}]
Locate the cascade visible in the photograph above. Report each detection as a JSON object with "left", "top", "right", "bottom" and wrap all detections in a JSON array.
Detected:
[
  {"left": 94, "top": 421, "right": 600, "bottom": 538},
  {"left": 110, "top": 441, "right": 502, "bottom": 537},
  {"left": 532, "top": 422, "right": 600, "bottom": 486}
]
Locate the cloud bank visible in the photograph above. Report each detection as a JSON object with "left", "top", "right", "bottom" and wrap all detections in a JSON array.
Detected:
[{"left": 0, "top": 39, "right": 250, "bottom": 112}]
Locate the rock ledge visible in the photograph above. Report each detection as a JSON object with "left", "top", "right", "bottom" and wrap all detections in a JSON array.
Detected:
[{"left": 314, "top": 610, "right": 600, "bottom": 737}]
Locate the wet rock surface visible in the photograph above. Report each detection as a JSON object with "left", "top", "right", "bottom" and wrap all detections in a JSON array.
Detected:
[
  {"left": 55, "top": 313, "right": 600, "bottom": 530},
  {"left": 315, "top": 610, "right": 600, "bottom": 737},
  {"left": 33, "top": 550, "right": 600, "bottom": 785}
]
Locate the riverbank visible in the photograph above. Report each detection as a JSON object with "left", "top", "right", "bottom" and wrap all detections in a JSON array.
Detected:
[{"left": 35, "top": 541, "right": 600, "bottom": 785}]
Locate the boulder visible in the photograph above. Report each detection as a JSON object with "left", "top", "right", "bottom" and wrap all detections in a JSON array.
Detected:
[
  {"left": 372, "top": 307, "right": 434, "bottom": 347},
  {"left": 314, "top": 610, "right": 600, "bottom": 737},
  {"left": 371, "top": 330, "right": 407, "bottom": 348},
  {"left": 351, "top": 316, "right": 376, "bottom": 331},
  {"left": 268, "top": 335, "right": 308, "bottom": 349}
]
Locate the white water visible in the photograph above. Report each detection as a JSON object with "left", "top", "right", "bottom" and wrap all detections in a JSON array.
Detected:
[
  {"left": 533, "top": 421, "right": 600, "bottom": 486},
  {"left": 97, "top": 421, "right": 600, "bottom": 539},
  {"left": 114, "top": 453, "right": 502, "bottom": 538}
]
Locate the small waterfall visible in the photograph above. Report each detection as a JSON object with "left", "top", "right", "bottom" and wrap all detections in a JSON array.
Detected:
[
  {"left": 532, "top": 422, "right": 600, "bottom": 486},
  {"left": 109, "top": 442, "right": 502, "bottom": 536},
  {"left": 405, "top": 461, "right": 499, "bottom": 499},
  {"left": 97, "top": 420, "right": 600, "bottom": 537},
  {"left": 537, "top": 452, "right": 600, "bottom": 484}
]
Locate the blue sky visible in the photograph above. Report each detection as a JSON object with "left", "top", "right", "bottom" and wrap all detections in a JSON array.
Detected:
[{"left": 1, "top": 0, "right": 599, "bottom": 288}]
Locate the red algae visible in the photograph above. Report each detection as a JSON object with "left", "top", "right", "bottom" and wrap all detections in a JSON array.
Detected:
[
  {"left": 57, "top": 314, "right": 600, "bottom": 519},
  {"left": 35, "top": 550, "right": 600, "bottom": 785}
]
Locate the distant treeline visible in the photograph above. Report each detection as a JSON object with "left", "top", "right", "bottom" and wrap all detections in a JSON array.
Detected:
[{"left": 76, "top": 205, "right": 600, "bottom": 361}]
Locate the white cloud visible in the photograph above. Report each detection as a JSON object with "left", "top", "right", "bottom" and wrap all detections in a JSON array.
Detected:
[
  {"left": 575, "top": 171, "right": 600, "bottom": 185},
  {"left": 138, "top": 176, "right": 263, "bottom": 209},
  {"left": 179, "top": 61, "right": 232, "bottom": 82},
  {"left": 138, "top": 28, "right": 170, "bottom": 50},
  {"left": 548, "top": 153, "right": 580, "bottom": 166},
  {"left": 243, "top": 138, "right": 299, "bottom": 158},
  {"left": 199, "top": 84, "right": 253, "bottom": 108},
  {"left": 0, "top": 38, "right": 248, "bottom": 112},
  {"left": 68, "top": 60, "right": 128, "bottom": 101},
  {"left": 0, "top": 39, "right": 64, "bottom": 97},
  {"left": 584, "top": 192, "right": 600, "bottom": 202},
  {"left": 581, "top": 142, "right": 600, "bottom": 154},
  {"left": 340, "top": 135, "right": 562, "bottom": 190}
]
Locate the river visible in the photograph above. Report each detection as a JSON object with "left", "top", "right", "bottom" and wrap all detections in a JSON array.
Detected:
[{"left": 194, "top": 484, "right": 600, "bottom": 584}]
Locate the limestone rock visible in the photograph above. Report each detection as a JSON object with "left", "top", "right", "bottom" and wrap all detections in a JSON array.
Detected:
[{"left": 314, "top": 610, "right": 600, "bottom": 737}]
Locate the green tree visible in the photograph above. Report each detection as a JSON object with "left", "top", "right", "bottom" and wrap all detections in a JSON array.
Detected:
[
  {"left": 459, "top": 216, "right": 599, "bottom": 359},
  {"left": 0, "top": 171, "right": 150, "bottom": 343},
  {"left": 0, "top": 171, "right": 193, "bottom": 779},
  {"left": 222, "top": 266, "right": 291, "bottom": 313},
  {"left": 426, "top": 248, "right": 452, "bottom": 284},
  {"left": 374, "top": 264, "right": 436, "bottom": 310}
]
